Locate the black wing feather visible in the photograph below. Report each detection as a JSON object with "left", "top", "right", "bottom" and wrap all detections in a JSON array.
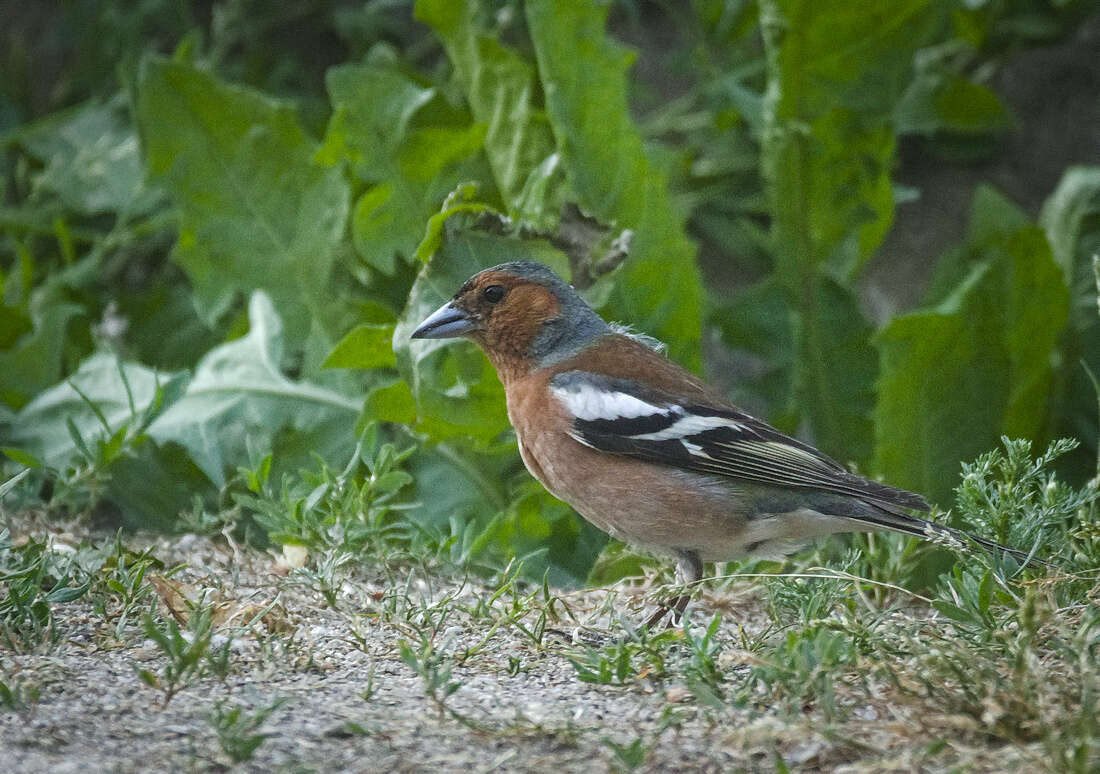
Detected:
[{"left": 553, "top": 371, "right": 929, "bottom": 512}]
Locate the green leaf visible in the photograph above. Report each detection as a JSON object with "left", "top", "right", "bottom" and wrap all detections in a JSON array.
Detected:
[
  {"left": 710, "top": 277, "right": 796, "bottom": 423},
  {"left": 365, "top": 379, "right": 418, "bottom": 425},
  {"left": 526, "top": 0, "right": 703, "bottom": 370},
  {"left": 147, "top": 293, "right": 363, "bottom": 486},
  {"left": 1039, "top": 166, "right": 1100, "bottom": 286},
  {"left": 9, "top": 294, "right": 363, "bottom": 499},
  {"left": 874, "top": 187, "right": 1071, "bottom": 503},
  {"left": 1039, "top": 167, "right": 1100, "bottom": 468},
  {"left": 1, "top": 448, "right": 42, "bottom": 469},
  {"left": 323, "top": 323, "right": 397, "bottom": 370},
  {"left": 793, "top": 277, "right": 878, "bottom": 464},
  {"left": 0, "top": 292, "right": 82, "bottom": 409},
  {"left": 895, "top": 72, "right": 1011, "bottom": 137},
  {"left": 321, "top": 62, "right": 489, "bottom": 274},
  {"left": 417, "top": 0, "right": 562, "bottom": 216},
  {"left": 414, "top": 182, "right": 496, "bottom": 264},
  {"left": 16, "top": 99, "right": 163, "bottom": 218},
  {"left": 316, "top": 65, "right": 434, "bottom": 178},
  {"left": 757, "top": 0, "right": 940, "bottom": 463},
  {"left": 8, "top": 353, "right": 187, "bottom": 466},
  {"left": 136, "top": 58, "right": 349, "bottom": 343}
]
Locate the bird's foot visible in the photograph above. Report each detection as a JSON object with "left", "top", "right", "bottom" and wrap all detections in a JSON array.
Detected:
[{"left": 643, "top": 592, "right": 691, "bottom": 630}]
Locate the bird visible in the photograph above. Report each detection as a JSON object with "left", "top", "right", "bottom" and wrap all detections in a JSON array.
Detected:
[{"left": 410, "top": 260, "right": 1042, "bottom": 624}]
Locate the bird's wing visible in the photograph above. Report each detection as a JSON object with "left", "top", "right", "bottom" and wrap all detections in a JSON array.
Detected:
[{"left": 549, "top": 370, "right": 929, "bottom": 512}]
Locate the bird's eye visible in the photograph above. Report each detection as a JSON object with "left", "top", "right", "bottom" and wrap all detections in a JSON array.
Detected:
[{"left": 482, "top": 285, "right": 506, "bottom": 304}]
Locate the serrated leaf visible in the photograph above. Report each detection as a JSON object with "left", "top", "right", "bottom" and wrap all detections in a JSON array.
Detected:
[
  {"left": 136, "top": 58, "right": 348, "bottom": 343},
  {"left": 756, "top": 0, "right": 941, "bottom": 464},
  {"left": 417, "top": 0, "right": 562, "bottom": 216},
  {"left": 322, "top": 62, "right": 489, "bottom": 274},
  {"left": 526, "top": 0, "right": 703, "bottom": 370}
]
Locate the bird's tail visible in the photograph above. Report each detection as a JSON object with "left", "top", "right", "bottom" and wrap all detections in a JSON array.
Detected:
[{"left": 855, "top": 504, "right": 1052, "bottom": 570}]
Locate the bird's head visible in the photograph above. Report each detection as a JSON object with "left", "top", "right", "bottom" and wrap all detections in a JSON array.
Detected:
[{"left": 411, "top": 261, "right": 609, "bottom": 376}]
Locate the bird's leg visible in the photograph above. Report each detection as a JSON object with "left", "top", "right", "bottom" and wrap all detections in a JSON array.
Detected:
[{"left": 645, "top": 551, "right": 703, "bottom": 629}]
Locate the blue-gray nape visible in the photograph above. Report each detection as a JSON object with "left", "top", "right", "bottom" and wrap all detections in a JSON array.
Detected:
[{"left": 485, "top": 262, "right": 611, "bottom": 365}]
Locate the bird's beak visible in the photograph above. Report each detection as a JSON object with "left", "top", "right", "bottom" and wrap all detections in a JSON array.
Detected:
[{"left": 410, "top": 302, "right": 478, "bottom": 340}]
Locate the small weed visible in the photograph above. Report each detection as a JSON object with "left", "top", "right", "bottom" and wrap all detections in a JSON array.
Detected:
[
  {"left": 457, "top": 565, "right": 570, "bottom": 661},
  {"left": 0, "top": 528, "right": 90, "bottom": 651},
  {"left": 286, "top": 548, "right": 355, "bottom": 610},
  {"left": 568, "top": 624, "right": 680, "bottom": 685},
  {"left": 603, "top": 735, "right": 647, "bottom": 772},
  {"left": 237, "top": 429, "right": 417, "bottom": 561},
  {"left": 87, "top": 532, "right": 165, "bottom": 640},
  {"left": 0, "top": 674, "right": 41, "bottom": 711},
  {"left": 767, "top": 572, "right": 848, "bottom": 627},
  {"left": 136, "top": 602, "right": 230, "bottom": 706},
  {"left": 399, "top": 635, "right": 462, "bottom": 715},
  {"left": 208, "top": 696, "right": 288, "bottom": 764},
  {"left": 955, "top": 437, "right": 1096, "bottom": 565},
  {"left": 681, "top": 613, "right": 727, "bottom": 709}
]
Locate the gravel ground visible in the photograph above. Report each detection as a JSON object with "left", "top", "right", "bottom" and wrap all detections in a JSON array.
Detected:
[{"left": 1, "top": 525, "right": 1043, "bottom": 773}]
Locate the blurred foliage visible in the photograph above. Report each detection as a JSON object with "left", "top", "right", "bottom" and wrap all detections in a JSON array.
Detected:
[{"left": 1, "top": 0, "right": 1098, "bottom": 585}]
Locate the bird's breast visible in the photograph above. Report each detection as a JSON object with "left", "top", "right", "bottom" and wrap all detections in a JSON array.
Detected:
[{"left": 504, "top": 373, "right": 756, "bottom": 558}]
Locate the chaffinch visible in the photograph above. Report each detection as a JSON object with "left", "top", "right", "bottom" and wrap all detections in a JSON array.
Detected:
[{"left": 411, "top": 261, "right": 1038, "bottom": 621}]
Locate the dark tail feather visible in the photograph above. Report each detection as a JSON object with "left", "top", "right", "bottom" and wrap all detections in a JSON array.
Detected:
[{"left": 855, "top": 505, "right": 1052, "bottom": 570}]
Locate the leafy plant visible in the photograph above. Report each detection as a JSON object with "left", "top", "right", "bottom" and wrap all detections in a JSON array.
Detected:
[
  {"left": 136, "top": 603, "right": 229, "bottom": 706},
  {"left": 2, "top": 0, "right": 1099, "bottom": 598},
  {"left": 0, "top": 527, "right": 90, "bottom": 651},
  {"left": 208, "top": 696, "right": 288, "bottom": 765}
]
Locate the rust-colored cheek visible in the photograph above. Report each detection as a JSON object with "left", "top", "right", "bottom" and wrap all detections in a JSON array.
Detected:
[{"left": 482, "top": 286, "right": 560, "bottom": 380}]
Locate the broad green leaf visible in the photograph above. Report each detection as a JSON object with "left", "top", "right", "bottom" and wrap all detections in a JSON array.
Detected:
[
  {"left": 757, "top": 0, "right": 940, "bottom": 463},
  {"left": 710, "top": 277, "right": 797, "bottom": 424},
  {"left": 1039, "top": 166, "right": 1100, "bottom": 287},
  {"left": 0, "top": 293, "right": 82, "bottom": 409},
  {"left": 895, "top": 72, "right": 1011, "bottom": 137},
  {"left": 3, "top": 350, "right": 207, "bottom": 527},
  {"left": 105, "top": 441, "right": 213, "bottom": 531},
  {"left": 148, "top": 293, "right": 363, "bottom": 486},
  {"left": 414, "top": 183, "right": 496, "bottom": 264},
  {"left": 759, "top": 0, "right": 940, "bottom": 280},
  {"left": 8, "top": 293, "right": 363, "bottom": 497},
  {"left": 874, "top": 187, "right": 1070, "bottom": 503},
  {"left": 526, "top": 0, "right": 703, "bottom": 370},
  {"left": 136, "top": 59, "right": 349, "bottom": 343},
  {"left": 16, "top": 99, "right": 162, "bottom": 218},
  {"left": 1039, "top": 167, "right": 1100, "bottom": 466},
  {"left": 321, "top": 62, "right": 489, "bottom": 274},
  {"left": 315, "top": 66, "right": 434, "bottom": 178},
  {"left": 6, "top": 352, "right": 186, "bottom": 466},
  {"left": 323, "top": 323, "right": 397, "bottom": 370},
  {"left": 417, "top": 0, "right": 562, "bottom": 216},
  {"left": 793, "top": 277, "right": 878, "bottom": 464}
]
